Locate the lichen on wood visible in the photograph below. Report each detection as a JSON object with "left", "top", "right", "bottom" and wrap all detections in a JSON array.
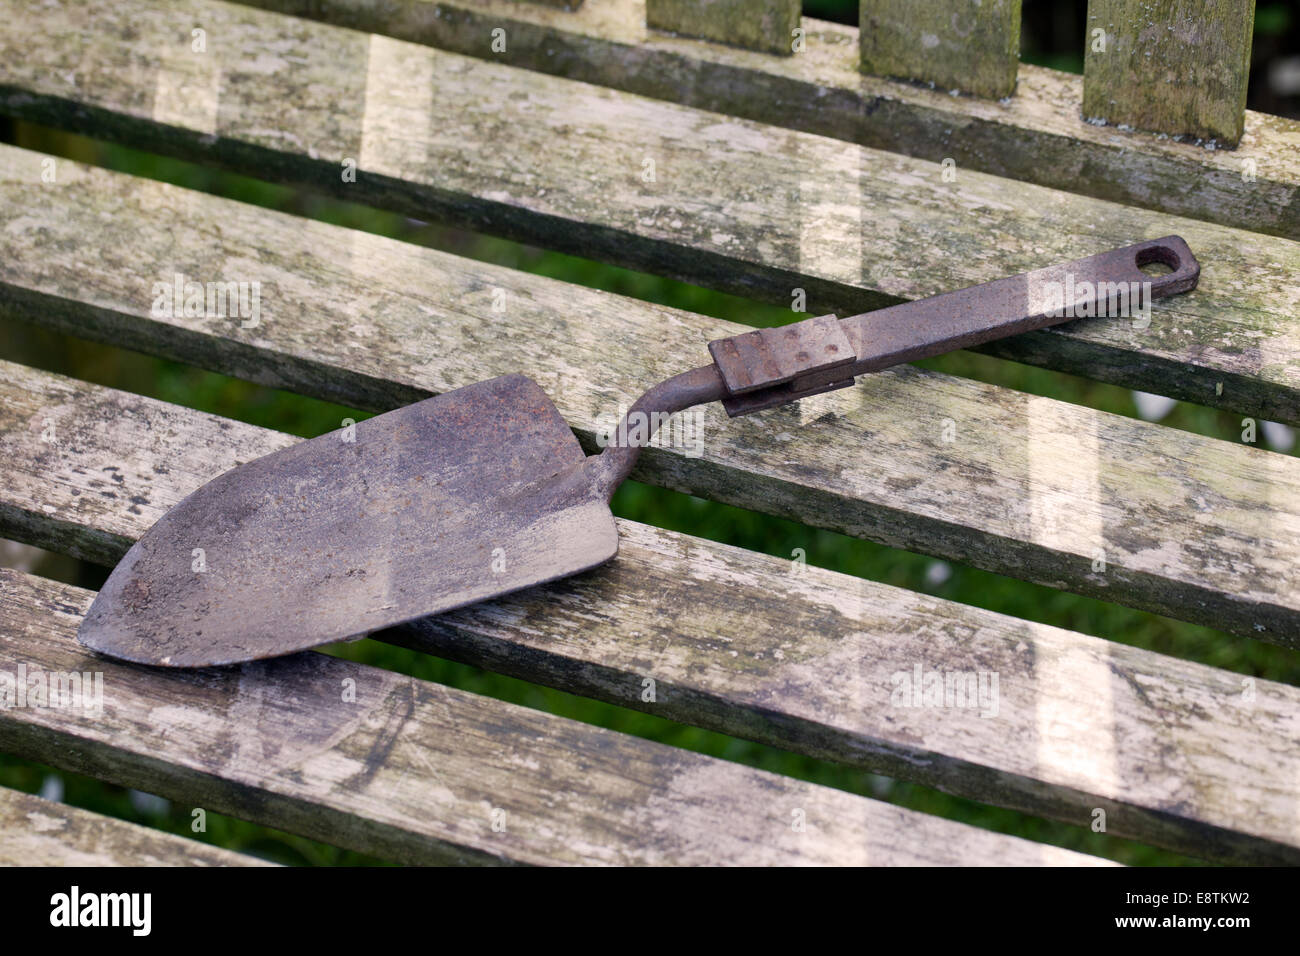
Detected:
[
  {"left": 859, "top": 0, "right": 1021, "bottom": 98},
  {"left": 1083, "top": 0, "right": 1256, "bottom": 146},
  {"left": 646, "top": 0, "right": 801, "bottom": 56}
]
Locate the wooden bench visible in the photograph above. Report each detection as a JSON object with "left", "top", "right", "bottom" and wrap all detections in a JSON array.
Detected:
[{"left": 0, "top": 0, "right": 1296, "bottom": 865}]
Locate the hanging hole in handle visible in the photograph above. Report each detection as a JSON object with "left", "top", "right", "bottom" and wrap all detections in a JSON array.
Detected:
[{"left": 1136, "top": 244, "right": 1179, "bottom": 277}]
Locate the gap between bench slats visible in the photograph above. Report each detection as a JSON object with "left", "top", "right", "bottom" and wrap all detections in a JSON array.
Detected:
[
  {"left": 227, "top": 0, "right": 1300, "bottom": 239},
  {"left": 2, "top": 0, "right": 1300, "bottom": 429},
  {"left": 1, "top": 147, "right": 1297, "bottom": 646},
  {"left": 0, "top": 785, "right": 276, "bottom": 866},
  {"left": 0, "top": 568, "right": 1113, "bottom": 866},
  {"left": 1, "top": 362, "right": 1297, "bottom": 865}
]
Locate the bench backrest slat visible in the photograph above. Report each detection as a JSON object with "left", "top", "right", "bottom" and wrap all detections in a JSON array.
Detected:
[
  {"left": 859, "top": 0, "right": 1022, "bottom": 98},
  {"left": 1083, "top": 0, "right": 1256, "bottom": 145},
  {"left": 647, "top": 0, "right": 801, "bottom": 56},
  {"left": 0, "top": 786, "right": 275, "bottom": 866}
]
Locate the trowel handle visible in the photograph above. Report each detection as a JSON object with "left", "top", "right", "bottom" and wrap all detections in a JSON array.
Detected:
[
  {"left": 707, "top": 236, "right": 1199, "bottom": 416},
  {"left": 592, "top": 237, "right": 1200, "bottom": 498}
]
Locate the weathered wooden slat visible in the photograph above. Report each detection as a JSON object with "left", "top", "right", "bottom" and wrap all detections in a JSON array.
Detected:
[
  {"left": 0, "top": 786, "right": 275, "bottom": 866},
  {"left": 0, "top": 569, "right": 1111, "bottom": 866},
  {"left": 4, "top": 0, "right": 1300, "bottom": 430},
  {"left": 229, "top": 0, "right": 1300, "bottom": 240},
  {"left": 859, "top": 0, "right": 1021, "bottom": 98},
  {"left": 1, "top": 361, "right": 1297, "bottom": 864},
  {"left": 1083, "top": 0, "right": 1255, "bottom": 146},
  {"left": 2, "top": 147, "right": 1298, "bottom": 646},
  {"left": 646, "top": 0, "right": 799, "bottom": 55}
]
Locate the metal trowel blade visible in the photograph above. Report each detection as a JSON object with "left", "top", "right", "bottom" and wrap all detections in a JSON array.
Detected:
[{"left": 78, "top": 375, "right": 618, "bottom": 667}]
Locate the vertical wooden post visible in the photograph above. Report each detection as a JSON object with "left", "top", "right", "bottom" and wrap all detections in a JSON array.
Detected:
[
  {"left": 1082, "top": 0, "right": 1256, "bottom": 146},
  {"left": 859, "top": 0, "right": 1022, "bottom": 99},
  {"left": 645, "top": 0, "right": 802, "bottom": 56}
]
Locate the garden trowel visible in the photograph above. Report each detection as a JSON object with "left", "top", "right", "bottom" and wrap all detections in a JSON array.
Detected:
[{"left": 79, "top": 237, "right": 1199, "bottom": 667}]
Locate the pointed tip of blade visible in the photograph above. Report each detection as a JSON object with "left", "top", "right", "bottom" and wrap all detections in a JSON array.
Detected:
[
  {"left": 77, "top": 608, "right": 189, "bottom": 668},
  {"left": 77, "top": 589, "right": 248, "bottom": 669},
  {"left": 77, "top": 622, "right": 260, "bottom": 669}
]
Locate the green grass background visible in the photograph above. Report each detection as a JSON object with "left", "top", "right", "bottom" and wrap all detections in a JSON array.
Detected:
[{"left": 0, "top": 1, "right": 1297, "bottom": 866}]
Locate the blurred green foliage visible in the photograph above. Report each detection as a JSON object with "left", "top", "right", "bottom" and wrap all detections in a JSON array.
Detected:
[{"left": 2, "top": 2, "right": 1298, "bottom": 864}]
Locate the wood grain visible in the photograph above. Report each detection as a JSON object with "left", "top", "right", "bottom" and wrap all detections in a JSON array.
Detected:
[
  {"left": 1, "top": 147, "right": 1297, "bottom": 645},
  {"left": 646, "top": 0, "right": 800, "bottom": 55},
  {"left": 1083, "top": 0, "right": 1255, "bottom": 146},
  {"left": 0, "top": 787, "right": 276, "bottom": 866},
  {"left": 1, "top": 361, "right": 1297, "bottom": 863},
  {"left": 3, "top": 0, "right": 1300, "bottom": 427},
  {"left": 229, "top": 0, "right": 1300, "bottom": 240},
  {"left": 0, "top": 568, "right": 1111, "bottom": 866},
  {"left": 859, "top": 0, "right": 1020, "bottom": 98}
]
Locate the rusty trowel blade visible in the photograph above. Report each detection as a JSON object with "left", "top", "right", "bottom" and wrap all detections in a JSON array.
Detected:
[{"left": 78, "top": 374, "right": 618, "bottom": 667}]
